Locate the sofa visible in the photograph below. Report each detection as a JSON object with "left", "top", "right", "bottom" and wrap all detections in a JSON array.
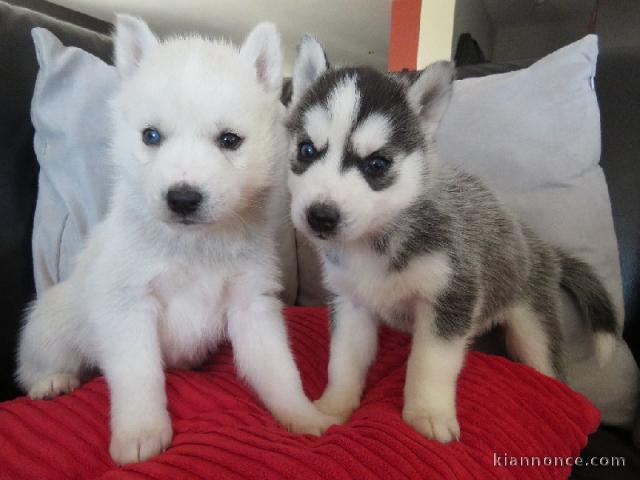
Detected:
[{"left": 0, "top": 0, "right": 638, "bottom": 478}]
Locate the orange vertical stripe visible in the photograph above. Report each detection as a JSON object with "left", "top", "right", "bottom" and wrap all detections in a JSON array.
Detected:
[{"left": 388, "top": 0, "right": 422, "bottom": 71}]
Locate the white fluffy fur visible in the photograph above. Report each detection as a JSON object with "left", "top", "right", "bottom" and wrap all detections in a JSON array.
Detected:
[
  {"left": 504, "top": 304, "right": 556, "bottom": 377},
  {"left": 313, "top": 247, "right": 458, "bottom": 441},
  {"left": 114, "top": 15, "right": 158, "bottom": 78},
  {"left": 292, "top": 34, "right": 327, "bottom": 105},
  {"left": 323, "top": 249, "right": 452, "bottom": 320},
  {"left": 350, "top": 113, "right": 392, "bottom": 158},
  {"left": 593, "top": 331, "right": 616, "bottom": 367},
  {"left": 303, "top": 104, "right": 331, "bottom": 150},
  {"left": 239, "top": 22, "right": 282, "bottom": 93},
  {"left": 314, "top": 297, "right": 378, "bottom": 421},
  {"left": 17, "top": 16, "right": 335, "bottom": 465},
  {"left": 407, "top": 61, "right": 455, "bottom": 139},
  {"left": 403, "top": 309, "right": 466, "bottom": 443}
]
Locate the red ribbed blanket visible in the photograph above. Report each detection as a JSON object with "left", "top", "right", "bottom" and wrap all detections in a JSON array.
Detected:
[{"left": 0, "top": 307, "right": 599, "bottom": 479}]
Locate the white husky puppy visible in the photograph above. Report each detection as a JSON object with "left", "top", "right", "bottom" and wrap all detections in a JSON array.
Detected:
[{"left": 17, "top": 16, "right": 336, "bottom": 465}]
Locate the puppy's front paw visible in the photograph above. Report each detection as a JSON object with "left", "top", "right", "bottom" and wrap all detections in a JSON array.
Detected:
[
  {"left": 314, "top": 389, "right": 360, "bottom": 423},
  {"left": 110, "top": 414, "right": 172, "bottom": 465},
  {"left": 282, "top": 409, "right": 340, "bottom": 436},
  {"left": 28, "top": 373, "right": 80, "bottom": 399},
  {"left": 403, "top": 407, "right": 460, "bottom": 443}
]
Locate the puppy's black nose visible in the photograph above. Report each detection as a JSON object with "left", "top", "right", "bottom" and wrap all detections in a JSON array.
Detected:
[
  {"left": 167, "top": 185, "right": 202, "bottom": 216},
  {"left": 307, "top": 202, "right": 340, "bottom": 236}
]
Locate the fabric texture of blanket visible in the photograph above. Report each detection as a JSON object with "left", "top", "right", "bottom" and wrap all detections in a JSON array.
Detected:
[{"left": 0, "top": 307, "right": 599, "bottom": 479}]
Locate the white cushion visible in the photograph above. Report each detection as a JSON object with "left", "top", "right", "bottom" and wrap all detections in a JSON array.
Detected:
[
  {"left": 31, "top": 28, "right": 115, "bottom": 294},
  {"left": 438, "top": 35, "right": 624, "bottom": 322},
  {"left": 437, "top": 35, "right": 638, "bottom": 426}
]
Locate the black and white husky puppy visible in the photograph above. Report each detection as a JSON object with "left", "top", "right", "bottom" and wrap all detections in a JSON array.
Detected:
[{"left": 286, "top": 36, "right": 619, "bottom": 443}]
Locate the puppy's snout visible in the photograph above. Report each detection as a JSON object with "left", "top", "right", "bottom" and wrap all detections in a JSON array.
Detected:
[
  {"left": 166, "top": 185, "right": 203, "bottom": 216},
  {"left": 306, "top": 202, "right": 341, "bottom": 237}
]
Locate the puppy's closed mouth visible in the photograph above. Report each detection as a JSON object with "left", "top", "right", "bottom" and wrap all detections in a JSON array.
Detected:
[
  {"left": 314, "top": 232, "right": 336, "bottom": 241},
  {"left": 168, "top": 217, "right": 206, "bottom": 227}
]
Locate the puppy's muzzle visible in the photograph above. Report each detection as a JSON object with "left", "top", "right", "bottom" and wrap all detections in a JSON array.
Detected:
[
  {"left": 306, "top": 202, "right": 341, "bottom": 238},
  {"left": 166, "top": 184, "right": 203, "bottom": 216}
]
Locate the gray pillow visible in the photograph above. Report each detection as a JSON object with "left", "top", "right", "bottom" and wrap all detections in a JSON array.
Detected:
[
  {"left": 30, "top": 28, "right": 298, "bottom": 305},
  {"left": 294, "top": 35, "right": 638, "bottom": 426}
]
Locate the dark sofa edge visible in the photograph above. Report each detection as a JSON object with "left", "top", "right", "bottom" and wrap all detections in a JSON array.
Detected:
[{"left": 5, "top": 0, "right": 111, "bottom": 34}]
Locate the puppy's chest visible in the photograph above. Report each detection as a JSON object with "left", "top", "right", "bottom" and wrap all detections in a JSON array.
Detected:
[
  {"left": 323, "top": 247, "right": 452, "bottom": 324},
  {"left": 151, "top": 263, "right": 232, "bottom": 368}
]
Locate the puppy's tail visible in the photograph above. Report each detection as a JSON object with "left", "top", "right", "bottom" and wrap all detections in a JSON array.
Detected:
[{"left": 559, "top": 251, "right": 619, "bottom": 366}]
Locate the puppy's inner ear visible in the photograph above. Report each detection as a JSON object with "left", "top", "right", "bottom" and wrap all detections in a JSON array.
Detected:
[
  {"left": 292, "top": 35, "right": 328, "bottom": 105},
  {"left": 113, "top": 14, "right": 158, "bottom": 78},
  {"left": 240, "top": 22, "right": 282, "bottom": 93},
  {"left": 407, "top": 61, "right": 455, "bottom": 139}
]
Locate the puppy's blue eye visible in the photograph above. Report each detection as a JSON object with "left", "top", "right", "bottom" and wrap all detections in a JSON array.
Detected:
[
  {"left": 142, "top": 127, "right": 161, "bottom": 146},
  {"left": 219, "top": 132, "right": 243, "bottom": 150},
  {"left": 298, "top": 142, "right": 317, "bottom": 162},
  {"left": 363, "top": 155, "right": 391, "bottom": 177}
]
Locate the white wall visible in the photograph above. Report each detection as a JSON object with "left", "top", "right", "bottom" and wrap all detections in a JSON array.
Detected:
[
  {"left": 49, "top": 0, "right": 392, "bottom": 75},
  {"left": 417, "top": 0, "right": 456, "bottom": 68}
]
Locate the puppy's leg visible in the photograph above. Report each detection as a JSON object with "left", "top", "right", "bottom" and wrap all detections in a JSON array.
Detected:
[
  {"left": 314, "top": 296, "right": 378, "bottom": 422},
  {"left": 227, "top": 293, "right": 338, "bottom": 436},
  {"left": 403, "top": 301, "right": 468, "bottom": 443},
  {"left": 504, "top": 302, "right": 562, "bottom": 379},
  {"left": 17, "top": 282, "right": 84, "bottom": 399},
  {"left": 97, "top": 299, "right": 172, "bottom": 465}
]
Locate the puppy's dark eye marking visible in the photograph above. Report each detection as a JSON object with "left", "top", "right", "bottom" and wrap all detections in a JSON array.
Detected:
[
  {"left": 218, "top": 132, "right": 243, "bottom": 150},
  {"left": 291, "top": 139, "right": 328, "bottom": 175},
  {"left": 298, "top": 140, "right": 321, "bottom": 163},
  {"left": 142, "top": 127, "right": 162, "bottom": 146},
  {"left": 361, "top": 154, "right": 392, "bottom": 178}
]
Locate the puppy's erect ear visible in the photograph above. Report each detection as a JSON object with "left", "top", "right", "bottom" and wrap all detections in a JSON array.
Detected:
[
  {"left": 292, "top": 35, "right": 328, "bottom": 105},
  {"left": 240, "top": 22, "right": 282, "bottom": 93},
  {"left": 113, "top": 14, "right": 158, "bottom": 78},
  {"left": 407, "top": 61, "right": 455, "bottom": 139}
]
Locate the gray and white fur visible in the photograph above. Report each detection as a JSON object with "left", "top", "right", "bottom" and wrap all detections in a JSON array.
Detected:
[{"left": 286, "top": 36, "right": 619, "bottom": 443}]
